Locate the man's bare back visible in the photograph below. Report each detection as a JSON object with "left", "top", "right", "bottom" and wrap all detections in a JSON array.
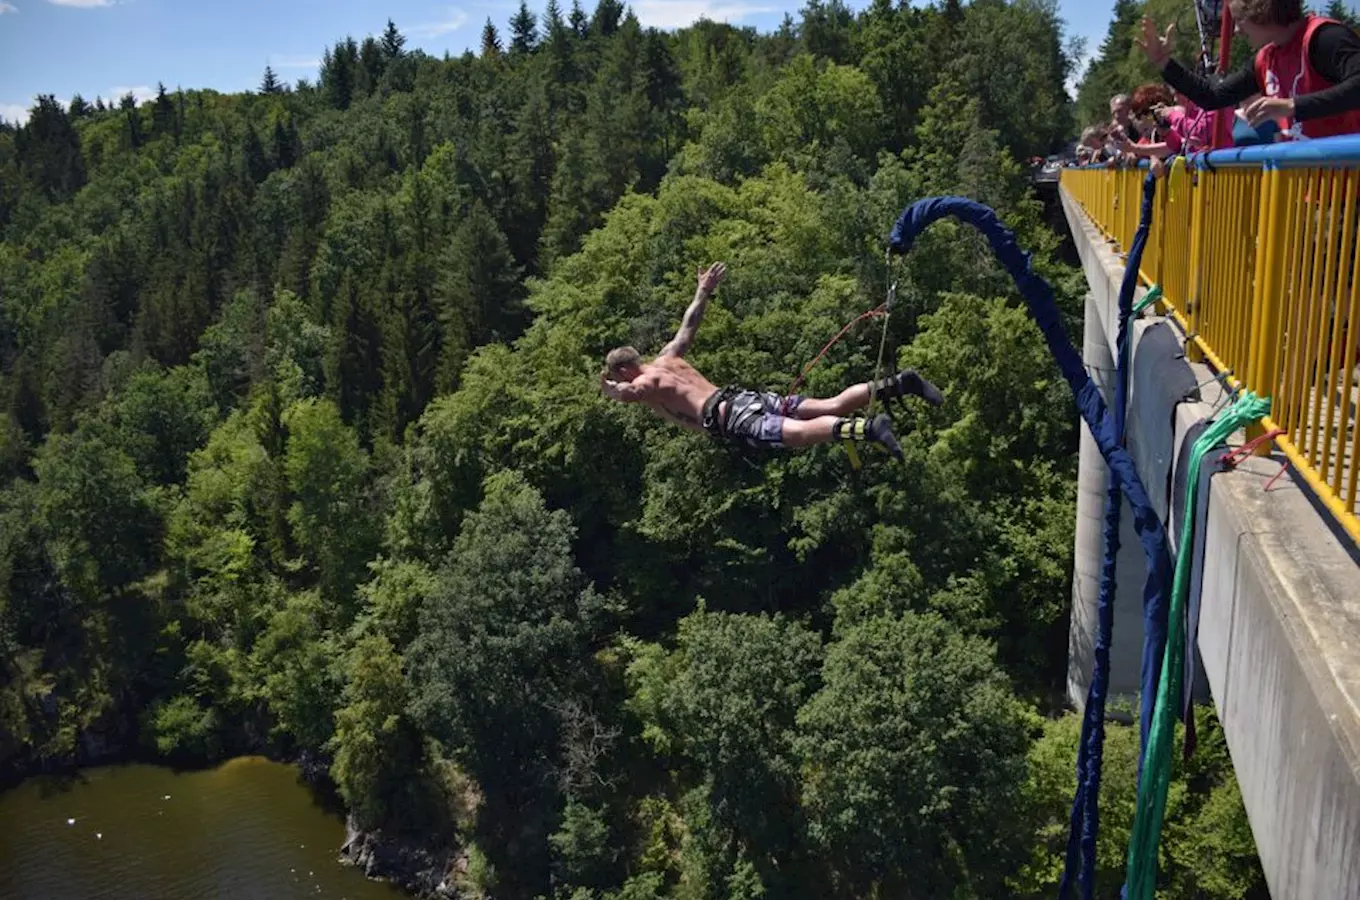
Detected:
[{"left": 623, "top": 356, "right": 719, "bottom": 432}]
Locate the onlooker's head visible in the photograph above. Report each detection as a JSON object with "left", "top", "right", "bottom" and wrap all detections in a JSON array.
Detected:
[
  {"left": 1131, "top": 83, "right": 1175, "bottom": 115},
  {"left": 1110, "top": 93, "right": 1132, "bottom": 124},
  {"left": 1229, "top": 0, "right": 1305, "bottom": 48}
]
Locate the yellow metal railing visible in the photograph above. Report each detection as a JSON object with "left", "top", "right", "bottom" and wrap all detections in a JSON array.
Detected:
[{"left": 1061, "top": 146, "right": 1360, "bottom": 547}]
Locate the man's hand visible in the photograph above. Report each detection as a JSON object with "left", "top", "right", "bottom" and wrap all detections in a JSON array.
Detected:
[
  {"left": 1242, "top": 95, "right": 1294, "bottom": 128},
  {"left": 1134, "top": 17, "right": 1176, "bottom": 71},
  {"left": 661, "top": 262, "right": 726, "bottom": 358},
  {"left": 600, "top": 370, "right": 647, "bottom": 402},
  {"left": 696, "top": 262, "right": 726, "bottom": 297}
]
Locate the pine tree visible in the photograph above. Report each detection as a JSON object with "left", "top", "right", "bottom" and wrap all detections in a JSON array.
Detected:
[
  {"left": 481, "top": 18, "right": 504, "bottom": 58},
  {"left": 243, "top": 124, "right": 270, "bottom": 184},
  {"left": 436, "top": 200, "right": 523, "bottom": 389},
  {"left": 261, "top": 65, "right": 283, "bottom": 94},
  {"left": 321, "top": 39, "right": 358, "bottom": 110},
  {"left": 538, "top": 124, "right": 608, "bottom": 271},
  {"left": 68, "top": 94, "right": 91, "bottom": 119},
  {"left": 1326, "top": 0, "right": 1359, "bottom": 30},
  {"left": 511, "top": 0, "right": 539, "bottom": 54},
  {"left": 381, "top": 19, "right": 407, "bottom": 59},
  {"left": 508, "top": 70, "right": 555, "bottom": 267},
  {"left": 586, "top": 13, "right": 646, "bottom": 198},
  {"left": 152, "top": 82, "right": 177, "bottom": 140},
  {"left": 359, "top": 36, "right": 385, "bottom": 96},
  {"left": 544, "top": 0, "right": 564, "bottom": 35},
  {"left": 545, "top": 0, "right": 582, "bottom": 112},
  {"left": 14, "top": 95, "right": 86, "bottom": 202},
  {"left": 799, "top": 0, "right": 855, "bottom": 63},
  {"left": 272, "top": 116, "right": 301, "bottom": 169},
  {"left": 641, "top": 28, "right": 684, "bottom": 180},
  {"left": 325, "top": 268, "right": 385, "bottom": 435},
  {"left": 570, "top": 0, "right": 589, "bottom": 38},
  {"left": 590, "top": 0, "right": 623, "bottom": 38}
]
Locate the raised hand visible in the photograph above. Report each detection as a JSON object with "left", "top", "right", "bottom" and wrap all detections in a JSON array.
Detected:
[
  {"left": 1134, "top": 17, "right": 1176, "bottom": 70},
  {"left": 696, "top": 261, "right": 726, "bottom": 295}
]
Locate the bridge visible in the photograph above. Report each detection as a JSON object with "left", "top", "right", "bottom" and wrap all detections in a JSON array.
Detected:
[{"left": 1060, "top": 141, "right": 1360, "bottom": 899}]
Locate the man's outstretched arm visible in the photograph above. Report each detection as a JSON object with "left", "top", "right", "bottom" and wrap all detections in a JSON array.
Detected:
[{"left": 660, "top": 262, "right": 726, "bottom": 358}]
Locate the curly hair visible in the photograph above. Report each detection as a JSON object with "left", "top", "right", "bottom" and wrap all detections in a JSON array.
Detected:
[
  {"left": 1131, "top": 83, "right": 1175, "bottom": 115},
  {"left": 1232, "top": 0, "right": 1304, "bottom": 27}
]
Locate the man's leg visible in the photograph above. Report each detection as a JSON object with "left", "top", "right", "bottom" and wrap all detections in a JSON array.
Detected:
[
  {"left": 788, "top": 369, "right": 944, "bottom": 420},
  {"left": 791, "top": 384, "right": 870, "bottom": 419},
  {"left": 781, "top": 415, "right": 903, "bottom": 459}
]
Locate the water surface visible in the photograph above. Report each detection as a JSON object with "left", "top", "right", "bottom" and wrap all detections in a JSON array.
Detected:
[{"left": 0, "top": 757, "right": 408, "bottom": 900}]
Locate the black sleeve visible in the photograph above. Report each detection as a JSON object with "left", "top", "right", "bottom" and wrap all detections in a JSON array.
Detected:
[
  {"left": 1161, "top": 58, "right": 1261, "bottom": 111},
  {"left": 1296, "top": 23, "right": 1360, "bottom": 121}
]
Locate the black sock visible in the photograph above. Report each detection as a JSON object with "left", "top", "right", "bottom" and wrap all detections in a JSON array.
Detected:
[{"left": 873, "top": 369, "right": 944, "bottom": 406}]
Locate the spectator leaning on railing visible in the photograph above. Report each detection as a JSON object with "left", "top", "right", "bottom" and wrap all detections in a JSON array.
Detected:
[
  {"left": 1138, "top": 0, "right": 1360, "bottom": 140},
  {"left": 1114, "top": 85, "right": 1212, "bottom": 171}
]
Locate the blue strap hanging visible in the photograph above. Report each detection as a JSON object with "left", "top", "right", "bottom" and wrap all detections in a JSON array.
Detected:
[
  {"left": 1058, "top": 172, "right": 1160, "bottom": 899},
  {"left": 886, "top": 191, "right": 1172, "bottom": 899}
]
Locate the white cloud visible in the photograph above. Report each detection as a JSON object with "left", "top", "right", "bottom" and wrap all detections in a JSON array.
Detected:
[
  {"left": 631, "top": 0, "right": 776, "bottom": 29},
  {"left": 46, "top": 0, "right": 114, "bottom": 7},
  {"left": 110, "top": 84, "right": 156, "bottom": 104},
  {"left": 0, "top": 3, "right": 18, "bottom": 14},
  {"left": 408, "top": 7, "right": 469, "bottom": 39},
  {"left": 0, "top": 103, "right": 30, "bottom": 125},
  {"left": 269, "top": 54, "right": 320, "bottom": 70}
]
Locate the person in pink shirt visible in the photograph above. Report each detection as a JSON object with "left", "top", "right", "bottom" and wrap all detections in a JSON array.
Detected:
[{"left": 1162, "top": 94, "right": 1212, "bottom": 153}]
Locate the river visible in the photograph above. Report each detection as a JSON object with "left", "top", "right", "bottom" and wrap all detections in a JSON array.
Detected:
[{"left": 0, "top": 757, "right": 409, "bottom": 900}]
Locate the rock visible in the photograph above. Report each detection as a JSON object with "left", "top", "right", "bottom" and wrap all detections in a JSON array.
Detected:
[{"left": 339, "top": 813, "right": 462, "bottom": 899}]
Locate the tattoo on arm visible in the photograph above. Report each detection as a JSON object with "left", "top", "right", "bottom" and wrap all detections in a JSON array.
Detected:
[
  {"left": 661, "top": 262, "right": 725, "bottom": 358},
  {"left": 662, "top": 291, "right": 710, "bottom": 358}
]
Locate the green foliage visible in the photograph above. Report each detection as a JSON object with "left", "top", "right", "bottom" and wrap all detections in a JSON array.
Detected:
[
  {"left": 797, "top": 612, "right": 1035, "bottom": 897},
  {"left": 282, "top": 397, "right": 378, "bottom": 607},
  {"left": 625, "top": 606, "right": 822, "bottom": 891},
  {"left": 550, "top": 799, "right": 615, "bottom": 890},
  {"left": 409, "top": 470, "right": 596, "bottom": 774},
  {"left": 150, "top": 693, "right": 223, "bottom": 759},
  {"left": 1012, "top": 707, "right": 1266, "bottom": 900},
  {"left": 329, "top": 633, "right": 426, "bottom": 830}
]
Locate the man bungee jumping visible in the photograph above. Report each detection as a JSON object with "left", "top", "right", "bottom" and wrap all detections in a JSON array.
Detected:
[{"left": 599, "top": 262, "right": 943, "bottom": 459}]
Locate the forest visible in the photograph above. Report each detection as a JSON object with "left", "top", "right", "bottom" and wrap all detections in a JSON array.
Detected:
[{"left": 0, "top": 1, "right": 1266, "bottom": 897}]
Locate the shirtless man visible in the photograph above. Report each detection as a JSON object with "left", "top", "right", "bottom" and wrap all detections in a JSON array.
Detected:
[{"left": 599, "top": 262, "right": 943, "bottom": 459}]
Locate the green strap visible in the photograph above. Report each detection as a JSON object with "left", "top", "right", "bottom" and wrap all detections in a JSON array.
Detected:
[
  {"left": 1132, "top": 284, "right": 1164, "bottom": 318},
  {"left": 1124, "top": 389, "right": 1272, "bottom": 899}
]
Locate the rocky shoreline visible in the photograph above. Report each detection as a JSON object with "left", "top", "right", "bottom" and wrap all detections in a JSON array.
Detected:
[{"left": 339, "top": 814, "right": 466, "bottom": 899}]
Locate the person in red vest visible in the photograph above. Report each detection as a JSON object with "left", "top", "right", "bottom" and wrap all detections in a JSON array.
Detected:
[{"left": 1137, "top": 0, "right": 1360, "bottom": 140}]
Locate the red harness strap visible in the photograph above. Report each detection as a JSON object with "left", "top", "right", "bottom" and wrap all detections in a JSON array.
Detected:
[{"left": 780, "top": 303, "right": 889, "bottom": 415}]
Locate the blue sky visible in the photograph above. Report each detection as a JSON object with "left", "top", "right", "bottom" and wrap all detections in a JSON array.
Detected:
[{"left": 0, "top": 0, "right": 1272, "bottom": 126}]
